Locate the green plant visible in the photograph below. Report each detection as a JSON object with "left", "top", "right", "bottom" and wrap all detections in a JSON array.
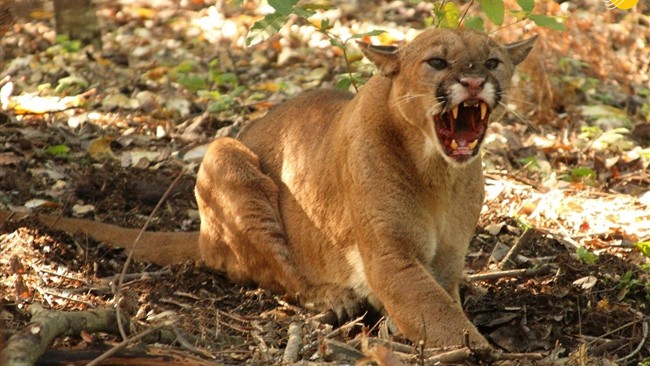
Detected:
[
  {"left": 238, "top": 0, "right": 564, "bottom": 91},
  {"left": 171, "top": 60, "right": 208, "bottom": 92},
  {"left": 576, "top": 247, "right": 597, "bottom": 265},
  {"left": 637, "top": 241, "right": 650, "bottom": 257},
  {"left": 243, "top": 0, "right": 566, "bottom": 39},
  {"left": 578, "top": 126, "right": 634, "bottom": 152},
  {"left": 616, "top": 271, "right": 650, "bottom": 302},
  {"left": 520, "top": 156, "right": 539, "bottom": 170},
  {"left": 513, "top": 215, "right": 533, "bottom": 231},
  {"left": 44, "top": 144, "right": 71, "bottom": 158},
  {"left": 54, "top": 35, "right": 82, "bottom": 53},
  {"left": 570, "top": 167, "right": 597, "bottom": 180},
  {"left": 170, "top": 59, "right": 246, "bottom": 113},
  {"left": 640, "top": 263, "right": 650, "bottom": 272}
]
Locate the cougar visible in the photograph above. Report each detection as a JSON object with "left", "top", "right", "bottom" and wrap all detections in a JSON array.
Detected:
[{"left": 1, "top": 28, "right": 536, "bottom": 348}]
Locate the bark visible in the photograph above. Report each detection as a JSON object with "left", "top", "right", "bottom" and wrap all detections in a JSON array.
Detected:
[{"left": 1, "top": 303, "right": 127, "bottom": 366}]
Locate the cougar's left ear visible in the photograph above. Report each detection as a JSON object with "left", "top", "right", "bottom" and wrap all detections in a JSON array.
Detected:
[
  {"left": 357, "top": 41, "right": 400, "bottom": 77},
  {"left": 505, "top": 35, "right": 538, "bottom": 66}
]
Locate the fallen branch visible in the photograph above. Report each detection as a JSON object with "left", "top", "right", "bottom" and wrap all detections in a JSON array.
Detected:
[
  {"left": 1, "top": 303, "right": 127, "bottom": 366},
  {"left": 427, "top": 347, "right": 471, "bottom": 364},
  {"left": 322, "top": 338, "right": 365, "bottom": 360},
  {"left": 468, "top": 264, "right": 551, "bottom": 282},
  {"left": 498, "top": 228, "right": 539, "bottom": 270}
]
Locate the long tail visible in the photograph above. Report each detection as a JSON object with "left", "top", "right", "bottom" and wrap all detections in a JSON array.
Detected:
[{"left": 0, "top": 210, "right": 200, "bottom": 266}]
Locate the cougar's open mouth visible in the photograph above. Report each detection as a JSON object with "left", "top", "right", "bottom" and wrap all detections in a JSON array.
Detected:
[{"left": 433, "top": 99, "right": 490, "bottom": 163}]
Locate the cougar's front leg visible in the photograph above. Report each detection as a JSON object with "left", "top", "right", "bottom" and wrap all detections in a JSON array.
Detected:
[
  {"left": 195, "top": 138, "right": 306, "bottom": 295},
  {"left": 360, "top": 242, "right": 488, "bottom": 348}
]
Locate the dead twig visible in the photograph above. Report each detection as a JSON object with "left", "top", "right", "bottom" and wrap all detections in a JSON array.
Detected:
[
  {"left": 348, "top": 337, "right": 417, "bottom": 355},
  {"left": 427, "top": 347, "right": 471, "bottom": 364},
  {"left": 498, "top": 228, "right": 538, "bottom": 270},
  {"left": 325, "top": 314, "right": 365, "bottom": 339},
  {"left": 617, "top": 321, "right": 648, "bottom": 363},
  {"left": 494, "top": 351, "right": 544, "bottom": 360},
  {"left": 251, "top": 329, "right": 270, "bottom": 361},
  {"left": 586, "top": 316, "right": 649, "bottom": 347},
  {"left": 114, "top": 167, "right": 187, "bottom": 340},
  {"left": 282, "top": 321, "right": 303, "bottom": 363},
  {"left": 468, "top": 264, "right": 551, "bottom": 281},
  {"left": 172, "top": 326, "right": 216, "bottom": 360},
  {"left": 99, "top": 269, "right": 171, "bottom": 284},
  {"left": 86, "top": 325, "right": 165, "bottom": 366}
]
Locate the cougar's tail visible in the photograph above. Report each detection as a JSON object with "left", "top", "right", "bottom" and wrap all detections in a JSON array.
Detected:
[{"left": 0, "top": 210, "right": 200, "bottom": 266}]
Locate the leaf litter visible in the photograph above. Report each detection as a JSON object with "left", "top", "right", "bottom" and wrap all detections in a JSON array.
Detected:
[{"left": 0, "top": 0, "right": 649, "bottom": 364}]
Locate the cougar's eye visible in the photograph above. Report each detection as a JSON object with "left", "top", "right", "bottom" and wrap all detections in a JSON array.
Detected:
[
  {"left": 485, "top": 58, "right": 500, "bottom": 70},
  {"left": 426, "top": 58, "right": 448, "bottom": 70}
]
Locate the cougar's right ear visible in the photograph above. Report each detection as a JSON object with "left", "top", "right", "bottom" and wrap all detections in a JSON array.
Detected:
[{"left": 357, "top": 41, "right": 400, "bottom": 77}]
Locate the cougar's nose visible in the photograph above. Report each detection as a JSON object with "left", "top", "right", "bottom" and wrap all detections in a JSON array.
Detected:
[{"left": 460, "top": 76, "right": 486, "bottom": 97}]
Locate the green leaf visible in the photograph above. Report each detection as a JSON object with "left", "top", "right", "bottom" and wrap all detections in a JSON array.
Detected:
[
  {"left": 335, "top": 77, "right": 352, "bottom": 91},
  {"left": 329, "top": 38, "right": 345, "bottom": 49},
  {"left": 571, "top": 167, "right": 597, "bottom": 178},
  {"left": 207, "top": 99, "right": 230, "bottom": 113},
  {"left": 529, "top": 14, "right": 566, "bottom": 31},
  {"left": 319, "top": 18, "right": 330, "bottom": 32},
  {"left": 246, "top": 13, "right": 289, "bottom": 46},
  {"left": 350, "top": 30, "right": 386, "bottom": 39},
  {"left": 478, "top": 0, "right": 504, "bottom": 26},
  {"left": 214, "top": 72, "right": 239, "bottom": 86},
  {"left": 173, "top": 60, "right": 197, "bottom": 74},
  {"left": 637, "top": 241, "right": 650, "bottom": 257},
  {"left": 45, "top": 144, "right": 71, "bottom": 157},
  {"left": 439, "top": 2, "right": 461, "bottom": 28},
  {"left": 176, "top": 74, "right": 208, "bottom": 92},
  {"left": 231, "top": 85, "right": 246, "bottom": 97},
  {"left": 517, "top": 0, "right": 535, "bottom": 13},
  {"left": 298, "top": 3, "right": 335, "bottom": 11},
  {"left": 291, "top": 6, "right": 316, "bottom": 18},
  {"left": 463, "top": 16, "right": 485, "bottom": 31},
  {"left": 55, "top": 35, "right": 82, "bottom": 53},
  {"left": 55, "top": 76, "right": 88, "bottom": 94},
  {"left": 576, "top": 247, "right": 597, "bottom": 265},
  {"left": 268, "top": 0, "right": 299, "bottom": 15},
  {"left": 508, "top": 9, "right": 529, "bottom": 21}
]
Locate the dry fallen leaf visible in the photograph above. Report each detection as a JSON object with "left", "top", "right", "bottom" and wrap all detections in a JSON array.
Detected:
[{"left": 87, "top": 136, "right": 118, "bottom": 161}]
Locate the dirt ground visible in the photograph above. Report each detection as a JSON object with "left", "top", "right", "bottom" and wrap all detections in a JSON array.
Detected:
[{"left": 1, "top": 0, "right": 650, "bottom": 365}]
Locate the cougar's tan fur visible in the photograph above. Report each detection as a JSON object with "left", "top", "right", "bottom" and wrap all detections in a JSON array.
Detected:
[{"left": 1, "top": 28, "right": 536, "bottom": 348}]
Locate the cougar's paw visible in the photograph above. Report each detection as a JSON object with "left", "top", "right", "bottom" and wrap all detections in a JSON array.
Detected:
[{"left": 304, "top": 285, "right": 364, "bottom": 325}]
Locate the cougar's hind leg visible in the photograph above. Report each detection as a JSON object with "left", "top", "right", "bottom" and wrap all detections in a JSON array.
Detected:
[{"left": 195, "top": 137, "right": 305, "bottom": 295}]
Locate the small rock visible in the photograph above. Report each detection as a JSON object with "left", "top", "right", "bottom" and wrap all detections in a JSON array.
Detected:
[{"left": 72, "top": 204, "right": 95, "bottom": 217}]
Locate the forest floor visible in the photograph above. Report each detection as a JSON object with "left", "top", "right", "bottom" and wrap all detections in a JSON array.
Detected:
[{"left": 1, "top": 0, "right": 650, "bottom": 365}]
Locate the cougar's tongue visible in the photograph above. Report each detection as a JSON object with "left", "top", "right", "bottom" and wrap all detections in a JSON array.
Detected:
[{"left": 434, "top": 101, "right": 489, "bottom": 162}]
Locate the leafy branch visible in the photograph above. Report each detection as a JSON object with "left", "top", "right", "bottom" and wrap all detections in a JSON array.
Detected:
[{"left": 239, "top": 0, "right": 565, "bottom": 91}]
